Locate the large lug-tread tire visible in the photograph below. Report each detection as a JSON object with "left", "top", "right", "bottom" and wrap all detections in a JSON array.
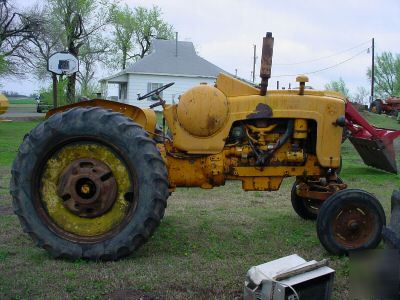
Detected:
[
  {"left": 10, "top": 107, "right": 169, "bottom": 260},
  {"left": 316, "top": 189, "right": 385, "bottom": 255}
]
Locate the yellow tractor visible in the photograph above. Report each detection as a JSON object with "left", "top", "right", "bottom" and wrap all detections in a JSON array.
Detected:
[
  {"left": 0, "top": 93, "right": 9, "bottom": 116},
  {"left": 10, "top": 33, "right": 385, "bottom": 260}
]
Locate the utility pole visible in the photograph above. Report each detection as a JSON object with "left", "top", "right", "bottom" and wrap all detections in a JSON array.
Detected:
[
  {"left": 175, "top": 32, "right": 178, "bottom": 57},
  {"left": 252, "top": 44, "right": 256, "bottom": 83},
  {"left": 370, "top": 37, "right": 375, "bottom": 102}
]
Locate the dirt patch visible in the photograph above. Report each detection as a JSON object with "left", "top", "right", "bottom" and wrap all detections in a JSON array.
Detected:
[{"left": 105, "top": 289, "right": 163, "bottom": 300}]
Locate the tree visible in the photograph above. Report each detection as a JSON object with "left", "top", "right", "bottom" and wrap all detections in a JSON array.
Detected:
[
  {"left": 46, "top": 0, "right": 111, "bottom": 103},
  {"left": 77, "top": 38, "right": 107, "bottom": 97},
  {"left": 352, "top": 86, "right": 369, "bottom": 104},
  {"left": 24, "top": 6, "right": 63, "bottom": 80},
  {"left": 367, "top": 52, "right": 400, "bottom": 98},
  {"left": 109, "top": 4, "right": 136, "bottom": 70},
  {"left": 0, "top": 0, "right": 40, "bottom": 76},
  {"left": 325, "top": 78, "right": 350, "bottom": 98},
  {"left": 19, "top": 5, "right": 64, "bottom": 107},
  {"left": 109, "top": 5, "right": 174, "bottom": 70}
]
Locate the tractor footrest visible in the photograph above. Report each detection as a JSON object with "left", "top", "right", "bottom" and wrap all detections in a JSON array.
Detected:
[{"left": 349, "top": 136, "right": 398, "bottom": 174}]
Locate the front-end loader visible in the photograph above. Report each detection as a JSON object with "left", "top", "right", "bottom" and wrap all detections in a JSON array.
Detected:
[{"left": 10, "top": 33, "right": 391, "bottom": 260}]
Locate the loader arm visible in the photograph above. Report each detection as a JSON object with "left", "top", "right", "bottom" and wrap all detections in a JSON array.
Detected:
[{"left": 345, "top": 101, "right": 400, "bottom": 173}]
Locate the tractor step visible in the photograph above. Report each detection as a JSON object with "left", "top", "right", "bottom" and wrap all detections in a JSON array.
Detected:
[{"left": 349, "top": 136, "right": 398, "bottom": 174}]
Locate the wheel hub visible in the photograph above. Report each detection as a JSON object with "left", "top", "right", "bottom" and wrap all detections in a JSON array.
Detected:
[
  {"left": 333, "top": 206, "right": 374, "bottom": 248},
  {"left": 57, "top": 158, "right": 117, "bottom": 218}
]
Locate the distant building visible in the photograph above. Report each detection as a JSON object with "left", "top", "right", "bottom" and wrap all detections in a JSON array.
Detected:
[{"left": 99, "top": 39, "right": 226, "bottom": 108}]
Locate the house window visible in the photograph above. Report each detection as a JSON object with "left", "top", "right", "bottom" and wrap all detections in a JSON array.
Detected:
[{"left": 147, "top": 82, "right": 163, "bottom": 100}]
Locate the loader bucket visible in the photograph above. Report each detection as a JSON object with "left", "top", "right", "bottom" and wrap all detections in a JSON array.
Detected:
[
  {"left": 345, "top": 101, "right": 400, "bottom": 174},
  {"left": 349, "top": 136, "right": 398, "bottom": 174}
]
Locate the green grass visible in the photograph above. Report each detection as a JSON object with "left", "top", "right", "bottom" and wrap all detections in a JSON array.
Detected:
[
  {"left": 6, "top": 97, "right": 36, "bottom": 105},
  {"left": 0, "top": 121, "right": 40, "bottom": 166},
  {"left": 0, "top": 114, "right": 399, "bottom": 299},
  {"left": 361, "top": 110, "right": 399, "bottom": 130}
]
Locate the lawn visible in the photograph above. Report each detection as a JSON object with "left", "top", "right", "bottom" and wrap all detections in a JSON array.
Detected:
[
  {"left": 0, "top": 114, "right": 399, "bottom": 299},
  {"left": 6, "top": 97, "right": 36, "bottom": 105}
]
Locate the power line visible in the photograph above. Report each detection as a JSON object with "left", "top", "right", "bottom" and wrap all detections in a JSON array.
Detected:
[
  {"left": 271, "top": 47, "right": 369, "bottom": 78},
  {"left": 274, "top": 39, "right": 371, "bottom": 66}
]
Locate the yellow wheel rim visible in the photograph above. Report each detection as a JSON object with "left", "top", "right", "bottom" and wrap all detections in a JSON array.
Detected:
[
  {"left": 371, "top": 106, "right": 377, "bottom": 113},
  {"left": 40, "top": 142, "right": 133, "bottom": 237}
]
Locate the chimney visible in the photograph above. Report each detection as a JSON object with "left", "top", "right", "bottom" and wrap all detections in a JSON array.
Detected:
[{"left": 175, "top": 32, "right": 178, "bottom": 57}]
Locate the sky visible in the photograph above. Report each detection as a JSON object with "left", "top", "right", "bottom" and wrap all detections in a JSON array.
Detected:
[{"left": 1, "top": 0, "right": 400, "bottom": 98}]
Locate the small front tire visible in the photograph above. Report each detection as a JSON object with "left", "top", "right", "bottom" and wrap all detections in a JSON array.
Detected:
[{"left": 316, "top": 189, "right": 386, "bottom": 255}]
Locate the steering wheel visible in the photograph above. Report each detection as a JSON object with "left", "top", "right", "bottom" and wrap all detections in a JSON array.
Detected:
[{"left": 137, "top": 82, "right": 175, "bottom": 100}]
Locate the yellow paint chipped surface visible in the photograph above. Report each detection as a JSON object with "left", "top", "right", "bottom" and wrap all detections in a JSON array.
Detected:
[{"left": 41, "top": 143, "right": 132, "bottom": 236}]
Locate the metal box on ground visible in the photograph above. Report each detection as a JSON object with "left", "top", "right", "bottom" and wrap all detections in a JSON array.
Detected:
[{"left": 244, "top": 254, "right": 335, "bottom": 300}]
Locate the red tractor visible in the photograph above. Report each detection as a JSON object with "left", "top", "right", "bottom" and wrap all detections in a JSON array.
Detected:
[{"left": 370, "top": 96, "right": 400, "bottom": 116}]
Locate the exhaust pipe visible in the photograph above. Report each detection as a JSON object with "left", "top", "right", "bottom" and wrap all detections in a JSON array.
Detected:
[{"left": 259, "top": 32, "right": 274, "bottom": 96}]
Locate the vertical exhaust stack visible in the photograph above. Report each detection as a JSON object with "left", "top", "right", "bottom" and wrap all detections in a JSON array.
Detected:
[{"left": 259, "top": 32, "right": 274, "bottom": 96}]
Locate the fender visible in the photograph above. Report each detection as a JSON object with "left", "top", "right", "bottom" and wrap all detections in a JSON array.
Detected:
[{"left": 46, "top": 99, "right": 157, "bottom": 133}]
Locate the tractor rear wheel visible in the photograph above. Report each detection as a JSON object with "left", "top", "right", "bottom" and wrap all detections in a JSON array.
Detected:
[
  {"left": 316, "top": 189, "right": 385, "bottom": 255},
  {"left": 10, "top": 107, "right": 169, "bottom": 260}
]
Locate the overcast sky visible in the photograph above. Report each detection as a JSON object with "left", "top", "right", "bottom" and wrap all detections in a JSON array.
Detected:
[{"left": 2, "top": 0, "right": 399, "bottom": 98}]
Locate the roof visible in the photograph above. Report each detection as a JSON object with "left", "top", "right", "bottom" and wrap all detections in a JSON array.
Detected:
[{"left": 101, "top": 39, "right": 226, "bottom": 81}]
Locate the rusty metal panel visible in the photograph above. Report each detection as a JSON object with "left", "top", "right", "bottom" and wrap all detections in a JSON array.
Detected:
[{"left": 349, "top": 136, "right": 398, "bottom": 174}]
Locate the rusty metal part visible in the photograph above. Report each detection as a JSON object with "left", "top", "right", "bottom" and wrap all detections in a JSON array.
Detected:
[
  {"left": 349, "top": 136, "right": 398, "bottom": 174},
  {"left": 332, "top": 204, "right": 375, "bottom": 248},
  {"left": 296, "top": 181, "right": 347, "bottom": 201},
  {"left": 57, "top": 158, "right": 117, "bottom": 218},
  {"left": 37, "top": 141, "right": 135, "bottom": 242},
  {"left": 345, "top": 101, "right": 400, "bottom": 173},
  {"left": 259, "top": 32, "right": 274, "bottom": 96},
  {"left": 296, "top": 75, "right": 309, "bottom": 96}
]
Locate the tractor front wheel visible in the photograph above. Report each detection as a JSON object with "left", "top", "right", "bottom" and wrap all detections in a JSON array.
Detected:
[
  {"left": 291, "top": 180, "right": 320, "bottom": 220},
  {"left": 10, "top": 107, "right": 169, "bottom": 260},
  {"left": 316, "top": 189, "right": 385, "bottom": 255}
]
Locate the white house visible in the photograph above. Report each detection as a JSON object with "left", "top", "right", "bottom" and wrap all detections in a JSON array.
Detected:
[{"left": 99, "top": 39, "right": 226, "bottom": 108}]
